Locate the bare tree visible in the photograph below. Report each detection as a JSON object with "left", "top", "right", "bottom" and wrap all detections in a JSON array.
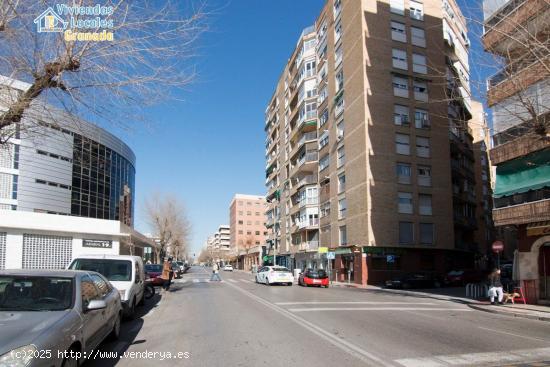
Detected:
[
  {"left": 462, "top": 1, "right": 550, "bottom": 144},
  {"left": 145, "top": 193, "right": 192, "bottom": 263},
  {"left": 0, "top": 0, "right": 208, "bottom": 142}
]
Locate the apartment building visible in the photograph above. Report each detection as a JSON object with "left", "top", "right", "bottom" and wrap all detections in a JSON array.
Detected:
[
  {"left": 265, "top": 0, "right": 481, "bottom": 285},
  {"left": 483, "top": 0, "right": 550, "bottom": 302},
  {"left": 229, "top": 194, "right": 267, "bottom": 270}
]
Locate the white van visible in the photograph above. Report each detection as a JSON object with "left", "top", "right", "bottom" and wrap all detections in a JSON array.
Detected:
[{"left": 68, "top": 255, "right": 145, "bottom": 318}]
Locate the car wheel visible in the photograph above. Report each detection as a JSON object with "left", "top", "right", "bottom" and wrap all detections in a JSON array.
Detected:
[
  {"left": 108, "top": 312, "right": 121, "bottom": 341},
  {"left": 288, "top": 282, "right": 292, "bottom": 286},
  {"left": 255, "top": 276, "right": 259, "bottom": 283},
  {"left": 266, "top": 277, "right": 271, "bottom": 286}
]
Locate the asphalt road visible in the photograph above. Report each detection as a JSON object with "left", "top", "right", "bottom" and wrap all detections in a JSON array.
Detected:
[{"left": 88, "top": 266, "right": 550, "bottom": 367}]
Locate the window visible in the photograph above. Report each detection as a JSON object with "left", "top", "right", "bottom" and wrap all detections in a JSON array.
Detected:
[
  {"left": 410, "top": 0, "right": 424, "bottom": 20},
  {"left": 396, "top": 163, "right": 411, "bottom": 184},
  {"left": 337, "top": 146, "right": 345, "bottom": 167},
  {"left": 412, "top": 54, "right": 427, "bottom": 74},
  {"left": 238, "top": 230, "right": 243, "bottom": 234},
  {"left": 339, "top": 226, "right": 347, "bottom": 246},
  {"left": 334, "top": 19, "right": 342, "bottom": 43},
  {"left": 399, "top": 222, "right": 414, "bottom": 244},
  {"left": 416, "top": 136, "right": 430, "bottom": 158},
  {"left": 338, "top": 198, "right": 347, "bottom": 219},
  {"left": 238, "top": 220, "right": 243, "bottom": 225},
  {"left": 394, "top": 105, "right": 409, "bottom": 126},
  {"left": 338, "top": 173, "right": 346, "bottom": 193},
  {"left": 335, "top": 45, "right": 343, "bottom": 67},
  {"left": 411, "top": 27, "right": 426, "bottom": 47},
  {"left": 417, "top": 165, "right": 432, "bottom": 186},
  {"left": 392, "top": 49, "right": 408, "bottom": 70},
  {"left": 414, "top": 109, "right": 430, "bottom": 128},
  {"left": 419, "top": 194, "right": 432, "bottom": 215},
  {"left": 390, "top": 0, "right": 405, "bottom": 15},
  {"left": 336, "top": 120, "right": 345, "bottom": 140},
  {"left": 395, "top": 134, "right": 410, "bottom": 155},
  {"left": 90, "top": 274, "right": 110, "bottom": 298},
  {"left": 247, "top": 211, "right": 252, "bottom": 216},
  {"left": 319, "top": 154, "right": 329, "bottom": 171},
  {"left": 246, "top": 231, "right": 252, "bottom": 235},
  {"left": 319, "top": 108, "right": 329, "bottom": 127},
  {"left": 335, "top": 70, "right": 344, "bottom": 93},
  {"left": 413, "top": 80, "right": 428, "bottom": 101},
  {"left": 320, "top": 201, "right": 331, "bottom": 217},
  {"left": 255, "top": 231, "right": 260, "bottom": 235},
  {"left": 391, "top": 21, "right": 406, "bottom": 42},
  {"left": 420, "top": 223, "right": 434, "bottom": 245},
  {"left": 393, "top": 76, "right": 409, "bottom": 98},
  {"left": 238, "top": 211, "right": 243, "bottom": 215},
  {"left": 81, "top": 275, "right": 100, "bottom": 306},
  {"left": 255, "top": 212, "right": 260, "bottom": 216},
  {"left": 319, "top": 131, "right": 329, "bottom": 149},
  {"left": 398, "top": 192, "right": 413, "bottom": 214}
]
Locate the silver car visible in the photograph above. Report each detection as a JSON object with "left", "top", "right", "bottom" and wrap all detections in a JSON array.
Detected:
[{"left": 0, "top": 269, "right": 122, "bottom": 367}]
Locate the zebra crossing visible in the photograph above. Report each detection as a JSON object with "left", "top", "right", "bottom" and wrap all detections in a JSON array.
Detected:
[{"left": 172, "top": 277, "right": 255, "bottom": 285}]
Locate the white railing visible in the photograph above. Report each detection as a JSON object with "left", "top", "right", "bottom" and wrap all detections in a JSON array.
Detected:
[{"left": 466, "top": 283, "right": 488, "bottom": 299}]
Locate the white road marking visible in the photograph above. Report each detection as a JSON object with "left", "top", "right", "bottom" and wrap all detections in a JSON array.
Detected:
[
  {"left": 276, "top": 301, "right": 436, "bottom": 305},
  {"left": 288, "top": 307, "right": 472, "bottom": 313},
  {"left": 224, "top": 281, "right": 394, "bottom": 366},
  {"left": 193, "top": 279, "right": 200, "bottom": 283},
  {"left": 478, "top": 326, "right": 549, "bottom": 342},
  {"left": 395, "top": 347, "right": 550, "bottom": 367},
  {"left": 239, "top": 279, "right": 251, "bottom": 283},
  {"left": 228, "top": 279, "right": 239, "bottom": 283}
]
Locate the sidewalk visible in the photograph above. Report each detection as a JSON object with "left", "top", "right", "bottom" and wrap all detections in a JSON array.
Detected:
[{"left": 330, "top": 282, "right": 550, "bottom": 322}]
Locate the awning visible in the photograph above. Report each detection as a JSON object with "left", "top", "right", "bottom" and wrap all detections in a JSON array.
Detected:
[
  {"left": 494, "top": 149, "right": 550, "bottom": 198},
  {"left": 527, "top": 221, "right": 550, "bottom": 237}
]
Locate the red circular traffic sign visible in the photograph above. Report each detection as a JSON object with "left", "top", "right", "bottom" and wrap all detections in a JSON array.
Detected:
[{"left": 492, "top": 241, "right": 504, "bottom": 253}]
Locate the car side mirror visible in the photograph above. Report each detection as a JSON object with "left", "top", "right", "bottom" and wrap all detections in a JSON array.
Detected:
[{"left": 84, "top": 299, "right": 107, "bottom": 312}]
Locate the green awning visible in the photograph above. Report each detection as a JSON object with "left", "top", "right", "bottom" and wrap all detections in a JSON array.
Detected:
[{"left": 494, "top": 149, "right": 550, "bottom": 198}]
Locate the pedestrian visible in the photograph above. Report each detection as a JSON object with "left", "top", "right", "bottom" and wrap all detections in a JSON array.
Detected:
[
  {"left": 161, "top": 257, "right": 174, "bottom": 291},
  {"left": 210, "top": 262, "right": 222, "bottom": 281},
  {"left": 488, "top": 268, "right": 504, "bottom": 305}
]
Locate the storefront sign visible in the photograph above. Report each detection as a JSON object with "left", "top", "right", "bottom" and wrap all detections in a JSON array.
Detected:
[
  {"left": 527, "top": 222, "right": 550, "bottom": 237},
  {"left": 83, "top": 239, "right": 112, "bottom": 248},
  {"left": 335, "top": 248, "right": 351, "bottom": 255},
  {"left": 318, "top": 247, "right": 328, "bottom": 253}
]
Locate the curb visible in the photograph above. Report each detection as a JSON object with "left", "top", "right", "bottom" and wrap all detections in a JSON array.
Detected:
[{"left": 467, "top": 303, "right": 550, "bottom": 322}]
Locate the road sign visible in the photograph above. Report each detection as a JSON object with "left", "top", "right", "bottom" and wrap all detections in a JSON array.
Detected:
[
  {"left": 386, "top": 255, "right": 395, "bottom": 263},
  {"left": 492, "top": 240, "right": 504, "bottom": 253},
  {"left": 327, "top": 251, "right": 335, "bottom": 260}
]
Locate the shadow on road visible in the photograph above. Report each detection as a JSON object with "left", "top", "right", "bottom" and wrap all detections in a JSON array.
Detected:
[{"left": 85, "top": 289, "right": 164, "bottom": 366}]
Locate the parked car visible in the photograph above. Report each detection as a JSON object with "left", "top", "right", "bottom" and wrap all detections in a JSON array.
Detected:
[
  {"left": 444, "top": 269, "right": 487, "bottom": 286},
  {"left": 223, "top": 264, "right": 233, "bottom": 272},
  {"left": 255, "top": 266, "right": 293, "bottom": 286},
  {"left": 144, "top": 264, "right": 164, "bottom": 286},
  {"left": 385, "top": 272, "right": 443, "bottom": 289},
  {"left": 68, "top": 255, "right": 144, "bottom": 319},
  {"left": 0, "top": 269, "right": 121, "bottom": 367},
  {"left": 299, "top": 268, "right": 329, "bottom": 288}
]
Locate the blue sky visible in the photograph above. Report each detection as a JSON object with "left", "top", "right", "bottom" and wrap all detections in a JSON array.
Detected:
[
  {"left": 116, "top": 0, "right": 490, "bottom": 258},
  {"left": 124, "top": 0, "right": 326, "bottom": 257}
]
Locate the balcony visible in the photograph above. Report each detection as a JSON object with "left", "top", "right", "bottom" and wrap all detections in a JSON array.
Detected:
[
  {"left": 490, "top": 134, "right": 550, "bottom": 165},
  {"left": 298, "top": 240, "right": 320, "bottom": 252},
  {"left": 493, "top": 198, "right": 550, "bottom": 226},
  {"left": 291, "top": 175, "right": 317, "bottom": 195},
  {"left": 299, "top": 196, "right": 319, "bottom": 208},
  {"left": 487, "top": 57, "right": 550, "bottom": 106},
  {"left": 297, "top": 218, "right": 320, "bottom": 229},
  {"left": 482, "top": 0, "right": 549, "bottom": 53}
]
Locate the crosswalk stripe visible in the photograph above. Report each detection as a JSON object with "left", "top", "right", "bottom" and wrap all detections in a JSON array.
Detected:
[
  {"left": 228, "top": 279, "right": 238, "bottom": 283},
  {"left": 395, "top": 347, "right": 550, "bottom": 367},
  {"left": 193, "top": 279, "right": 200, "bottom": 283}
]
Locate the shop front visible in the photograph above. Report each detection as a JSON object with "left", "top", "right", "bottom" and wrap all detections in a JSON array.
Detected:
[{"left": 516, "top": 223, "right": 550, "bottom": 303}]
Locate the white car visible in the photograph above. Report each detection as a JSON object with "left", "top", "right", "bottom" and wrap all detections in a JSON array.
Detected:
[
  {"left": 68, "top": 255, "right": 145, "bottom": 319},
  {"left": 255, "top": 266, "right": 293, "bottom": 286},
  {"left": 223, "top": 265, "right": 233, "bottom": 272}
]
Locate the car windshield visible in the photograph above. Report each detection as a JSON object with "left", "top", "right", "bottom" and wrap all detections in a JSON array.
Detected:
[
  {"left": 308, "top": 270, "right": 328, "bottom": 278},
  {"left": 176, "top": 262, "right": 184, "bottom": 266},
  {"left": 145, "top": 265, "right": 163, "bottom": 272},
  {"left": 0, "top": 276, "right": 73, "bottom": 311},
  {"left": 273, "top": 267, "right": 291, "bottom": 272},
  {"left": 70, "top": 259, "right": 132, "bottom": 281}
]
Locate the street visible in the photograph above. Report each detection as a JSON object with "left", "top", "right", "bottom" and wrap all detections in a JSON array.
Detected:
[{"left": 87, "top": 266, "right": 550, "bottom": 367}]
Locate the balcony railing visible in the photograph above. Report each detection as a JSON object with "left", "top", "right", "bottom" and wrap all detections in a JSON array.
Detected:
[
  {"left": 297, "top": 218, "right": 320, "bottom": 228},
  {"left": 490, "top": 133, "right": 550, "bottom": 165},
  {"left": 298, "top": 241, "right": 320, "bottom": 251},
  {"left": 493, "top": 198, "right": 550, "bottom": 226},
  {"left": 299, "top": 196, "right": 319, "bottom": 208},
  {"left": 297, "top": 151, "right": 318, "bottom": 167}
]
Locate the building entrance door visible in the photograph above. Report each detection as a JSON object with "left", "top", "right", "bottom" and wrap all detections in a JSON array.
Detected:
[{"left": 540, "top": 243, "right": 550, "bottom": 300}]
